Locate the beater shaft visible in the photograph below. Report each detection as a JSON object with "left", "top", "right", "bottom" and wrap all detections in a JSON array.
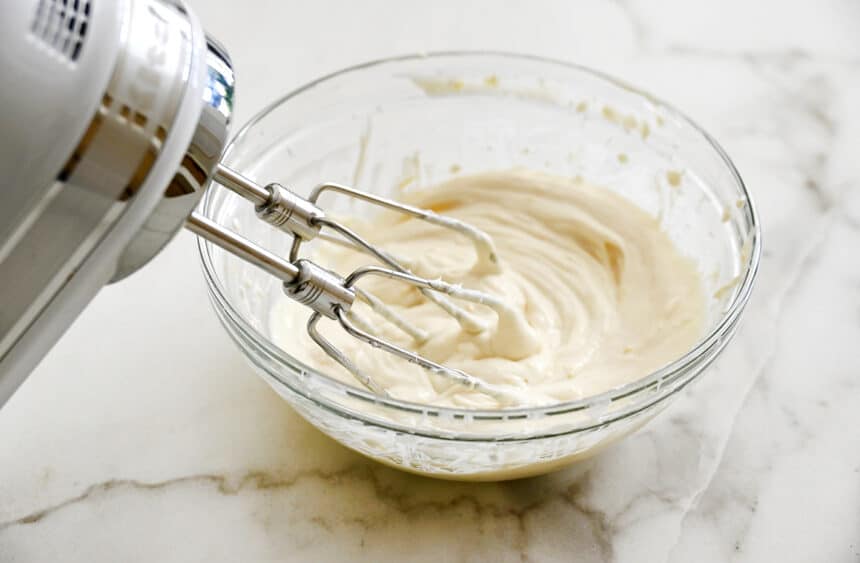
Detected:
[
  {"left": 186, "top": 213, "right": 298, "bottom": 282},
  {"left": 212, "top": 163, "right": 270, "bottom": 206}
]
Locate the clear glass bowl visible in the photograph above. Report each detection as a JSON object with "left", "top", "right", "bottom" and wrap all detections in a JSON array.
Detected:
[{"left": 198, "top": 52, "right": 760, "bottom": 481}]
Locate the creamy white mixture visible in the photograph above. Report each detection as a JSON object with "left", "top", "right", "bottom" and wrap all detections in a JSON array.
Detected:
[{"left": 271, "top": 170, "right": 705, "bottom": 409}]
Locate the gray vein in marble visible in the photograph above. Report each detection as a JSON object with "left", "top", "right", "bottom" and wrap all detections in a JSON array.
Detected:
[
  {"left": 0, "top": 474, "right": 226, "bottom": 530},
  {"left": 662, "top": 201, "right": 844, "bottom": 561},
  {"left": 746, "top": 62, "right": 842, "bottom": 207},
  {"left": 664, "top": 45, "right": 860, "bottom": 67},
  {"left": 608, "top": 0, "right": 650, "bottom": 55},
  {"left": 0, "top": 464, "right": 618, "bottom": 561},
  {"left": 611, "top": 0, "right": 860, "bottom": 65},
  {"left": 668, "top": 198, "right": 860, "bottom": 561}
]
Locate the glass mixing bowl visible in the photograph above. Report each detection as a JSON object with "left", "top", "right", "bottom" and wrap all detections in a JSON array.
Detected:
[{"left": 198, "top": 52, "right": 760, "bottom": 481}]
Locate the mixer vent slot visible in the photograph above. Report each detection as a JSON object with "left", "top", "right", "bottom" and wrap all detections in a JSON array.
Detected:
[{"left": 31, "top": 0, "right": 91, "bottom": 62}]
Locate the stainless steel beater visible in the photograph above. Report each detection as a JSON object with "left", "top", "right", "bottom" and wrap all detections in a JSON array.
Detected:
[{"left": 187, "top": 165, "right": 517, "bottom": 401}]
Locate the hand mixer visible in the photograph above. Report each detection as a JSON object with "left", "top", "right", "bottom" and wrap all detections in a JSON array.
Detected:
[{"left": 0, "top": 0, "right": 519, "bottom": 406}]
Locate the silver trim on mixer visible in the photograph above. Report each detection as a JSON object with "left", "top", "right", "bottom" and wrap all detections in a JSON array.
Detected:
[{"left": 111, "top": 33, "right": 235, "bottom": 280}]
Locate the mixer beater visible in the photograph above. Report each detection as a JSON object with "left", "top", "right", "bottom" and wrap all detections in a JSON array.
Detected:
[{"left": 187, "top": 165, "right": 522, "bottom": 402}]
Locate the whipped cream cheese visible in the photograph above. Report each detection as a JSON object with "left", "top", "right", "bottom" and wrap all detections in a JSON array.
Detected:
[{"left": 270, "top": 170, "right": 705, "bottom": 409}]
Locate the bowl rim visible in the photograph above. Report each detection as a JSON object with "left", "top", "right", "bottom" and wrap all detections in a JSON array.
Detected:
[{"left": 198, "top": 50, "right": 761, "bottom": 428}]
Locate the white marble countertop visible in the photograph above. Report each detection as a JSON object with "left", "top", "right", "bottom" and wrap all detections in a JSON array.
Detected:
[{"left": 2, "top": 0, "right": 859, "bottom": 561}]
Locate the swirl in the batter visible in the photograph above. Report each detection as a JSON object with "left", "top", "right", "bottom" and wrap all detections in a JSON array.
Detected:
[{"left": 270, "top": 170, "right": 705, "bottom": 409}]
